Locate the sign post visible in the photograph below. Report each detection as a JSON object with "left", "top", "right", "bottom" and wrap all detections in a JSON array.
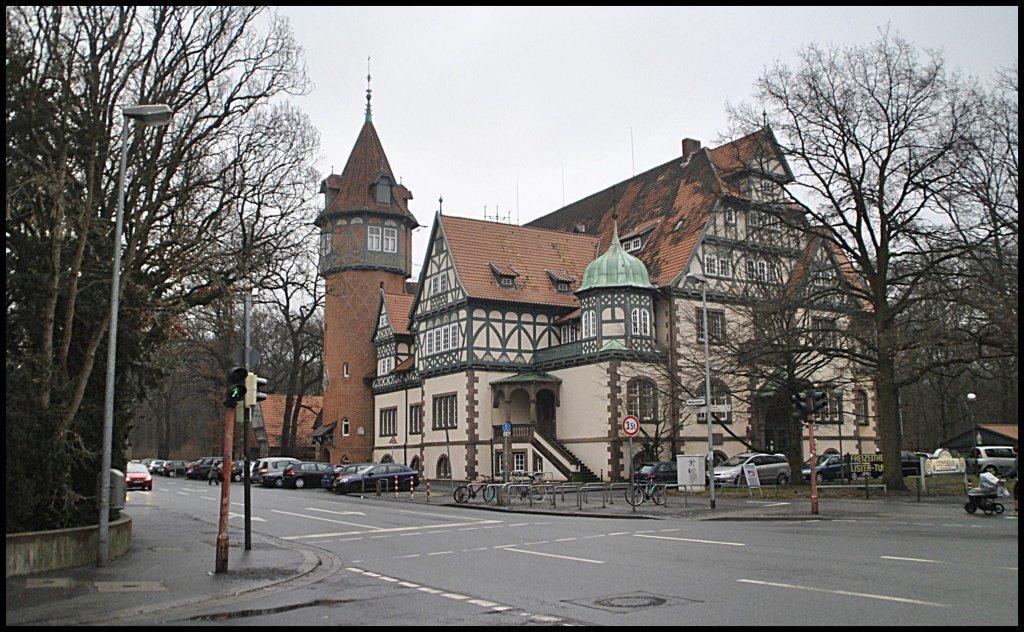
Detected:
[{"left": 622, "top": 415, "right": 640, "bottom": 512}]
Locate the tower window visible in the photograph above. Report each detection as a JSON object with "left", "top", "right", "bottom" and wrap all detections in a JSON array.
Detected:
[
  {"left": 368, "top": 226, "right": 382, "bottom": 251},
  {"left": 383, "top": 227, "right": 398, "bottom": 253}
]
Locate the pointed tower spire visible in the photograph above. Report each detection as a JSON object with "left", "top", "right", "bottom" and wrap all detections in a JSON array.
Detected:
[{"left": 365, "top": 56, "right": 373, "bottom": 123}]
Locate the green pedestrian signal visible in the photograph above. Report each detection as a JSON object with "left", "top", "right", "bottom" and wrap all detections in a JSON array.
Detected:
[{"left": 224, "top": 366, "right": 248, "bottom": 408}]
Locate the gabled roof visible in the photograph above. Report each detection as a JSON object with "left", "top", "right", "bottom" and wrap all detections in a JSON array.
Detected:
[
  {"left": 439, "top": 215, "right": 599, "bottom": 307},
  {"left": 317, "top": 120, "right": 417, "bottom": 226},
  {"left": 258, "top": 394, "right": 322, "bottom": 451},
  {"left": 526, "top": 128, "right": 788, "bottom": 288},
  {"left": 382, "top": 292, "right": 415, "bottom": 335}
]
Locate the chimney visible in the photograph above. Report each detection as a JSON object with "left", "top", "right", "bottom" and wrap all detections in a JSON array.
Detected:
[{"left": 681, "top": 138, "right": 702, "bottom": 162}]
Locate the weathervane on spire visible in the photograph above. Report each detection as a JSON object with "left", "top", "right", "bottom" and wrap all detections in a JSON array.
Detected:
[
  {"left": 365, "top": 56, "right": 373, "bottom": 123},
  {"left": 438, "top": 195, "right": 444, "bottom": 215}
]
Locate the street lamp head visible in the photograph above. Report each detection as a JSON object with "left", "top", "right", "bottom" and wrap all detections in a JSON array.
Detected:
[
  {"left": 966, "top": 392, "right": 977, "bottom": 403},
  {"left": 685, "top": 271, "right": 708, "bottom": 285},
  {"left": 123, "top": 104, "right": 173, "bottom": 127}
]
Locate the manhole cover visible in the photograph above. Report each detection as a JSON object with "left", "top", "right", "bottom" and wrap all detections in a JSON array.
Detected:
[
  {"left": 594, "top": 595, "right": 666, "bottom": 609},
  {"left": 565, "top": 591, "right": 701, "bottom": 614}
]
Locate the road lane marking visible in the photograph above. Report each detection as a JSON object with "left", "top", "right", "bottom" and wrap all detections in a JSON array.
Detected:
[
  {"left": 881, "top": 555, "right": 945, "bottom": 564},
  {"left": 635, "top": 534, "right": 745, "bottom": 547},
  {"left": 284, "top": 519, "right": 503, "bottom": 540},
  {"left": 501, "top": 548, "right": 604, "bottom": 564},
  {"left": 737, "top": 579, "right": 949, "bottom": 607},
  {"left": 305, "top": 507, "right": 367, "bottom": 516},
  {"left": 227, "top": 512, "right": 265, "bottom": 522},
  {"left": 271, "top": 509, "right": 382, "bottom": 530}
]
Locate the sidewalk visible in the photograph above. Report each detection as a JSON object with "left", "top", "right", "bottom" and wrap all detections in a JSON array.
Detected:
[{"left": 4, "top": 487, "right": 976, "bottom": 626}]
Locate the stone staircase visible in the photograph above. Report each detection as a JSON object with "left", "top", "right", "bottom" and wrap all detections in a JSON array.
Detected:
[{"left": 532, "top": 427, "right": 601, "bottom": 483}]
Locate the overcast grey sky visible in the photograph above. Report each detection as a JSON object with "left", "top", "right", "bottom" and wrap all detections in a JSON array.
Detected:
[{"left": 276, "top": 6, "right": 1017, "bottom": 274}]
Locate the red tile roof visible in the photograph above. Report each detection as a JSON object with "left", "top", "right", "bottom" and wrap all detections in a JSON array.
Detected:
[
  {"left": 440, "top": 215, "right": 600, "bottom": 307},
  {"left": 527, "top": 129, "right": 784, "bottom": 287},
  {"left": 383, "top": 293, "right": 415, "bottom": 334},
  {"left": 320, "top": 121, "right": 417, "bottom": 225},
  {"left": 258, "top": 394, "right": 322, "bottom": 452}
]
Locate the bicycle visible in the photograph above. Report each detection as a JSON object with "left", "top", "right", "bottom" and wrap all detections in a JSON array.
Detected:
[
  {"left": 625, "top": 482, "right": 666, "bottom": 506},
  {"left": 453, "top": 477, "right": 497, "bottom": 504},
  {"left": 504, "top": 470, "right": 547, "bottom": 503}
]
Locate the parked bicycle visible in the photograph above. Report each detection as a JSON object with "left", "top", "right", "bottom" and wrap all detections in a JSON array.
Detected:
[
  {"left": 625, "top": 482, "right": 666, "bottom": 506},
  {"left": 504, "top": 470, "right": 548, "bottom": 503},
  {"left": 453, "top": 477, "right": 497, "bottom": 504}
]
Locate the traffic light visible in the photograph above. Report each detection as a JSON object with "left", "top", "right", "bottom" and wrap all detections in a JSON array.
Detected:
[
  {"left": 244, "top": 372, "right": 268, "bottom": 407},
  {"left": 791, "top": 391, "right": 809, "bottom": 422},
  {"left": 224, "top": 366, "right": 247, "bottom": 408},
  {"left": 810, "top": 389, "right": 829, "bottom": 413}
]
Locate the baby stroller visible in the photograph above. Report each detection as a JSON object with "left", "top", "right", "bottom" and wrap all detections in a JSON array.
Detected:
[{"left": 964, "top": 471, "right": 1009, "bottom": 515}]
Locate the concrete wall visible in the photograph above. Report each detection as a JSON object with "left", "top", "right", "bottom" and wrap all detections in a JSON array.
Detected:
[{"left": 6, "top": 514, "right": 132, "bottom": 578}]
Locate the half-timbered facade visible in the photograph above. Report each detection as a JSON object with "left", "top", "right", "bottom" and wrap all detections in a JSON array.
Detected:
[{"left": 321, "top": 114, "right": 880, "bottom": 480}]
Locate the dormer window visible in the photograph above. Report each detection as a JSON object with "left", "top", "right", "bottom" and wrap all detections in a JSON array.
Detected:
[
  {"left": 545, "top": 270, "right": 576, "bottom": 293},
  {"left": 489, "top": 263, "right": 519, "bottom": 290},
  {"left": 623, "top": 237, "right": 642, "bottom": 253},
  {"left": 375, "top": 176, "right": 392, "bottom": 205}
]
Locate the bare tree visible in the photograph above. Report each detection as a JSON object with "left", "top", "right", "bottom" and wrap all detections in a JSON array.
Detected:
[
  {"left": 728, "top": 31, "right": 989, "bottom": 489},
  {"left": 6, "top": 6, "right": 318, "bottom": 531}
]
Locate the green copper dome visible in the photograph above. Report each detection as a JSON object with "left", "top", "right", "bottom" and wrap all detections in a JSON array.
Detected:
[{"left": 579, "top": 221, "right": 653, "bottom": 291}]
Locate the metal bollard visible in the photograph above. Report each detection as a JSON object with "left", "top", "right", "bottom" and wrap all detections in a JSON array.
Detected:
[
  {"left": 410, "top": 477, "right": 414, "bottom": 499},
  {"left": 426, "top": 478, "right": 431, "bottom": 502}
]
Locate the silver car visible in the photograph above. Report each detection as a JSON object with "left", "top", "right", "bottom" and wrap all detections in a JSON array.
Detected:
[{"left": 713, "top": 452, "right": 792, "bottom": 486}]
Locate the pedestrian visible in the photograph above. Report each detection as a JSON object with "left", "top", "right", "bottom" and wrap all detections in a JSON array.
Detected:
[{"left": 208, "top": 460, "right": 221, "bottom": 486}]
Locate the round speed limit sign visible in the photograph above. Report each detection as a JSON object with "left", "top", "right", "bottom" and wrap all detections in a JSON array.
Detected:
[{"left": 621, "top": 415, "right": 640, "bottom": 437}]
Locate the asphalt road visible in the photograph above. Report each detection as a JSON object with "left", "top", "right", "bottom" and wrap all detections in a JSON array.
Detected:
[{"left": 139, "top": 475, "right": 1018, "bottom": 626}]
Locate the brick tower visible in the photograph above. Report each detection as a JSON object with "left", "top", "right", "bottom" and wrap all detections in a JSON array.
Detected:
[{"left": 316, "top": 85, "right": 418, "bottom": 463}]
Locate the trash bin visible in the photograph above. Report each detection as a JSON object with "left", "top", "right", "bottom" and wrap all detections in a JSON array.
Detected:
[{"left": 108, "top": 468, "right": 127, "bottom": 511}]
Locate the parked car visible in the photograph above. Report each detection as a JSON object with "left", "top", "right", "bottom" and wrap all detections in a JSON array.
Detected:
[
  {"left": 326, "top": 463, "right": 375, "bottom": 492},
  {"left": 801, "top": 454, "right": 858, "bottom": 483},
  {"left": 146, "top": 459, "right": 165, "bottom": 474},
  {"left": 633, "top": 461, "right": 678, "bottom": 486},
  {"left": 334, "top": 463, "right": 420, "bottom": 495},
  {"left": 966, "top": 446, "right": 1017, "bottom": 475},
  {"left": 281, "top": 462, "right": 333, "bottom": 489},
  {"left": 185, "top": 457, "right": 219, "bottom": 480},
  {"left": 125, "top": 462, "right": 153, "bottom": 491},
  {"left": 158, "top": 460, "right": 189, "bottom": 477},
  {"left": 255, "top": 457, "right": 302, "bottom": 488},
  {"left": 713, "top": 452, "right": 791, "bottom": 486}
]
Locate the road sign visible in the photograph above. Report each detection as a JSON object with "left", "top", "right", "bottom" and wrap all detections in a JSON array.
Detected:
[
  {"left": 502, "top": 422, "right": 511, "bottom": 437},
  {"left": 388, "top": 436, "right": 397, "bottom": 445},
  {"left": 685, "top": 397, "right": 706, "bottom": 407},
  {"left": 621, "top": 415, "right": 640, "bottom": 437}
]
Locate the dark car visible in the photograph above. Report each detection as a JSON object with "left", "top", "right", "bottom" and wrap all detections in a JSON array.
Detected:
[
  {"left": 334, "top": 463, "right": 420, "bottom": 495},
  {"left": 281, "top": 462, "right": 333, "bottom": 489},
  {"left": 125, "top": 462, "right": 153, "bottom": 491},
  {"left": 185, "top": 457, "right": 219, "bottom": 480},
  {"left": 255, "top": 457, "right": 301, "bottom": 488},
  {"left": 633, "top": 461, "right": 678, "bottom": 486},
  {"left": 326, "top": 462, "right": 375, "bottom": 492},
  {"left": 159, "top": 460, "right": 189, "bottom": 477},
  {"left": 801, "top": 454, "right": 859, "bottom": 483}
]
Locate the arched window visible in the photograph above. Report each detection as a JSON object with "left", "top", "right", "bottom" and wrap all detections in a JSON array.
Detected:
[
  {"left": 410, "top": 456, "right": 421, "bottom": 473},
  {"left": 582, "top": 310, "right": 597, "bottom": 339},
  {"left": 696, "top": 381, "right": 732, "bottom": 424},
  {"left": 627, "top": 378, "right": 657, "bottom": 422},
  {"left": 630, "top": 307, "right": 650, "bottom": 336},
  {"left": 381, "top": 453, "right": 393, "bottom": 463},
  {"left": 436, "top": 454, "right": 451, "bottom": 479}
]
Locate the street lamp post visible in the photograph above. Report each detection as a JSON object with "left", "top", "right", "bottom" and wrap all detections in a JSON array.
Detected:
[
  {"left": 687, "top": 272, "right": 715, "bottom": 509},
  {"left": 966, "top": 392, "right": 978, "bottom": 474},
  {"left": 98, "top": 104, "right": 173, "bottom": 567}
]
